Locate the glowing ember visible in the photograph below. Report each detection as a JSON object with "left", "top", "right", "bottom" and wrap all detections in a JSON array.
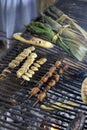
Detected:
[{"left": 50, "top": 124, "right": 60, "bottom": 130}]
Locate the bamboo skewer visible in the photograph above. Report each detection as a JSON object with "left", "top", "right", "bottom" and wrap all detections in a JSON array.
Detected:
[
  {"left": 29, "top": 61, "right": 62, "bottom": 98},
  {"left": 33, "top": 64, "right": 68, "bottom": 106},
  {"left": 0, "top": 46, "right": 35, "bottom": 80},
  {"left": 21, "top": 58, "right": 47, "bottom": 83}
]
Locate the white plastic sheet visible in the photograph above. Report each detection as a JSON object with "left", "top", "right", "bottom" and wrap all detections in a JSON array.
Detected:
[{"left": 0, "top": 0, "right": 37, "bottom": 38}]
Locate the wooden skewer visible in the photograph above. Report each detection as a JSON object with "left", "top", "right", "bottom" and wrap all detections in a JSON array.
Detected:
[
  {"left": 0, "top": 46, "right": 35, "bottom": 80},
  {"left": 21, "top": 58, "right": 47, "bottom": 84},
  {"left": 29, "top": 61, "right": 62, "bottom": 98},
  {"left": 33, "top": 64, "right": 69, "bottom": 106}
]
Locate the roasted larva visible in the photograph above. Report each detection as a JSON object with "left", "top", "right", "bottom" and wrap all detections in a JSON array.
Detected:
[
  {"left": 10, "top": 60, "right": 20, "bottom": 65},
  {"left": 25, "top": 73, "right": 32, "bottom": 78},
  {"left": 3, "top": 68, "right": 11, "bottom": 73},
  {"left": 8, "top": 62, "right": 17, "bottom": 68},
  {"left": 15, "top": 56, "right": 24, "bottom": 61},
  {"left": 0, "top": 46, "right": 35, "bottom": 80},
  {"left": 22, "top": 75, "right": 30, "bottom": 81},
  {"left": 28, "top": 70, "right": 35, "bottom": 75},
  {"left": 31, "top": 66, "right": 38, "bottom": 71},
  {"left": 17, "top": 53, "right": 37, "bottom": 78},
  {"left": 22, "top": 57, "right": 47, "bottom": 81},
  {"left": 36, "top": 58, "right": 47, "bottom": 65},
  {"left": 9, "top": 46, "right": 35, "bottom": 69},
  {"left": 33, "top": 63, "right": 40, "bottom": 68}
]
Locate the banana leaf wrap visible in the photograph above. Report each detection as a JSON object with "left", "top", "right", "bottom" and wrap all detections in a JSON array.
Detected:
[
  {"left": 46, "top": 5, "right": 87, "bottom": 39},
  {"left": 25, "top": 21, "right": 87, "bottom": 61}
]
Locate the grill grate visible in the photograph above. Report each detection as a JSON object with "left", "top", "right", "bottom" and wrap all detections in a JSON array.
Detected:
[{"left": 0, "top": 41, "right": 87, "bottom": 130}]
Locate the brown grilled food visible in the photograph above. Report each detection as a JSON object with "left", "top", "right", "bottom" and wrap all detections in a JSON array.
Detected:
[{"left": 29, "top": 60, "right": 62, "bottom": 97}]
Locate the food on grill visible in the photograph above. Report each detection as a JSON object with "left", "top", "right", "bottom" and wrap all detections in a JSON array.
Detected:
[
  {"left": 8, "top": 62, "right": 17, "bottom": 68},
  {"left": 33, "top": 64, "right": 68, "bottom": 106},
  {"left": 54, "top": 74, "right": 60, "bottom": 82},
  {"left": 21, "top": 57, "right": 47, "bottom": 81},
  {"left": 3, "top": 68, "right": 11, "bottom": 73},
  {"left": 28, "top": 69, "right": 35, "bottom": 75},
  {"left": 48, "top": 79, "right": 56, "bottom": 88},
  {"left": 25, "top": 73, "right": 32, "bottom": 78},
  {"left": 10, "top": 60, "right": 20, "bottom": 65},
  {"left": 30, "top": 87, "right": 40, "bottom": 97},
  {"left": 29, "top": 60, "right": 61, "bottom": 98},
  {"left": 37, "top": 90, "right": 47, "bottom": 102},
  {"left": 13, "top": 32, "right": 54, "bottom": 48},
  {"left": 17, "top": 53, "right": 37, "bottom": 78},
  {"left": 67, "top": 112, "right": 85, "bottom": 130},
  {"left": 26, "top": 18, "right": 87, "bottom": 61},
  {"left": 36, "top": 58, "right": 47, "bottom": 65},
  {"left": 9, "top": 46, "right": 35, "bottom": 69},
  {"left": 22, "top": 75, "right": 30, "bottom": 81},
  {"left": 33, "top": 63, "right": 40, "bottom": 68},
  {"left": 9, "top": 59, "right": 21, "bottom": 68},
  {"left": 41, "top": 73, "right": 50, "bottom": 83},
  {"left": 15, "top": 56, "right": 24, "bottom": 61},
  {"left": 33, "top": 90, "right": 47, "bottom": 106},
  {"left": 31, "top": 66, "right": 38, "bottom": 71},
  {"left": 49, "top": 66, "right": 56, "bottom": 74},
  {"left": 0, "top": 73, "right": 7, "bottom": 80},
  {"left": 36, "top": 74, "right": 60, "bottom": 103},
  {"left": 2, "top": 46, "right": 35, "bottom": 71},
  {"left": 81, "top": 78, "right": 87, "bottom": 104},
  {"left": 55, "top": 60, "right": 61, "bottom": 68},
  {"left": 40, "top": 101, "right": 78, "bottom": 110}
]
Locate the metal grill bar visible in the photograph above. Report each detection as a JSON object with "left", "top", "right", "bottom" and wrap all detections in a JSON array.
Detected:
[{"left": 0, "top": 41, "right": 87, "bottom": 130}]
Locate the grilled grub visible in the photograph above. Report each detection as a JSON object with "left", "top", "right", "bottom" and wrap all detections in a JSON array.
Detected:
[
  {"left": 16, "top": 52, "right": 37, "bottom": 78},
  {"left": 21, "top": 57, "right": 47, "bottom": 81}
]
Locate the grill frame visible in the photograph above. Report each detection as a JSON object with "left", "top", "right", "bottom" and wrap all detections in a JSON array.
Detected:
[
  {"left": 0, "top": 0, "right": 87, "bottom": 129},
  {"left": 0, "top": 41, "right": 87, "bottom": 130}
]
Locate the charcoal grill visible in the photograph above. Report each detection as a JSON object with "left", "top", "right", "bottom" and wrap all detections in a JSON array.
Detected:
[
  {"left": 0, "top": 39, "right": 87, "bottom": 130},
  {"left": 0, "top": 0, "right": 87, "bottom": 130}
]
